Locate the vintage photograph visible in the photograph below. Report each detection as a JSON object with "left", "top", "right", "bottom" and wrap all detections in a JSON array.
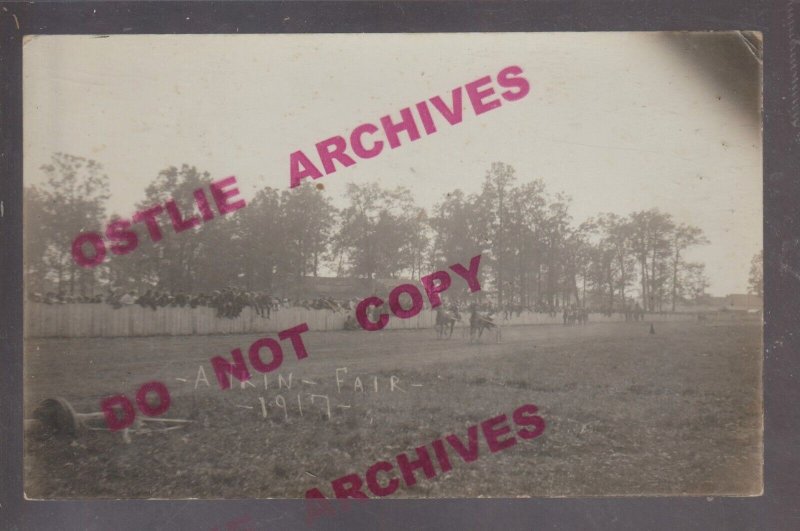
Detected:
[{"left": 22, "top": 32, "right": 762, "bottom": 499}]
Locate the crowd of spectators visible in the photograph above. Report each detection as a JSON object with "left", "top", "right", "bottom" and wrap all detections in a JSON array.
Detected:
[
  {"left": 29, "top": 289, "right": 364, "bottom": 319},
  {"left": 29, "top": 292, "right": 105, "bottom": 305}
]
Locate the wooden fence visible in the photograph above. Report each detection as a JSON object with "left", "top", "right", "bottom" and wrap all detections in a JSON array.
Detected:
[{"left": 23, "top": 303, "right": 709, "bottom": 338}]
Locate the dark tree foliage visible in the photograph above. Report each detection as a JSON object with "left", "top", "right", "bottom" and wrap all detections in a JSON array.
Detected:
[
  {"left": 24, "top": 155, "right": 715, "bottom": 310},
  {"left": 25, "top": 153, "right": 110, "bottom": 297}
]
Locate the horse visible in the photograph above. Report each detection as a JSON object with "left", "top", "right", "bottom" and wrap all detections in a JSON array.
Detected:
[
  {"left": 435, "top": 306, "right": 460, "bottom": 339},
  {"left": 469, "top": 307, "right": 500, "bottom": 343}
]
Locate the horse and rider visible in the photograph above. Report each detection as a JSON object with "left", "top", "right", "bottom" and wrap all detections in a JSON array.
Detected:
[
  {"left": 562, "top": 305, "right": 588, "bottom": 326},
  {"left": 468, "top": 303, "right": 499, "bottom": 342},
  {"left": 435, "top": 304, "right": 462, "bottom": 339},
  {"left": 433, "top": 300, "right": 501, "bottom": 343}
]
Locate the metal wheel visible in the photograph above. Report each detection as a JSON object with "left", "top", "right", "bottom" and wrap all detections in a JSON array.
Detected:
[{"left": 33, "top": 397, "right": 80, "bottom": 438}]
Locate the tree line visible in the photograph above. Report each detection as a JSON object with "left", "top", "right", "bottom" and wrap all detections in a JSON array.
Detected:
[{"left": 25, "top": 153, "right": 748, "bottom": 311}]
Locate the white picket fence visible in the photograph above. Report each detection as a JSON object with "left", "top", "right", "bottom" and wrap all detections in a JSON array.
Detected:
[
  {"left": 24, "top": 303, "right": 435, "bottom": 338},
  {"left": 24, "top": 303, "right": 705, "bottom": 338}
]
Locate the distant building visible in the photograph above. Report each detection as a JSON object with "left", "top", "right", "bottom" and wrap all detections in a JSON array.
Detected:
[
  {"left": 723, "top": 293, "right": 762, "bottom": 311},
  {"left": 274, "top": 276, "right": 422, "bottom": 301},
  {"left": 273, "top": 277, "right": 373, "bottom": 300},
  {"left": 674, "top": 293, "right": 761, "bottom": 313}
]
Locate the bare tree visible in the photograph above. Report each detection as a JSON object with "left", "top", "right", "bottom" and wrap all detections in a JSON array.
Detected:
[
  {"left": 670, "top": 224, "right": 709, "bottom": 311},
  {"left": 748, "top": 250, "right": 763, "bottom": 298}
]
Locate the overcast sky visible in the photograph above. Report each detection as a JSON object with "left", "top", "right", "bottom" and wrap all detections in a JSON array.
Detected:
[{"left": 23, "top": 33, "right": 762, "bottom": 296}]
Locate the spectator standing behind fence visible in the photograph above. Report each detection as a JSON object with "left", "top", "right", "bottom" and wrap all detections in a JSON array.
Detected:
[
  {"left": 38, "top": 286, "right": 359, "bottom": 321},
  {"left": 137, "top": 290, "right": 158, "bottom": 310}
]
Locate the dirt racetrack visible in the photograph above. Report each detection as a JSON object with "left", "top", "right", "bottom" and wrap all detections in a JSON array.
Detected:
[{"left": 24, "top": 321, "right": 762, "bottom": 499}]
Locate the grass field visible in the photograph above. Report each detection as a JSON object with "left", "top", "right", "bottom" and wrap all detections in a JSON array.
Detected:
[{"left": 23, "top": 321, "right": 762, "bottom": 499}]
